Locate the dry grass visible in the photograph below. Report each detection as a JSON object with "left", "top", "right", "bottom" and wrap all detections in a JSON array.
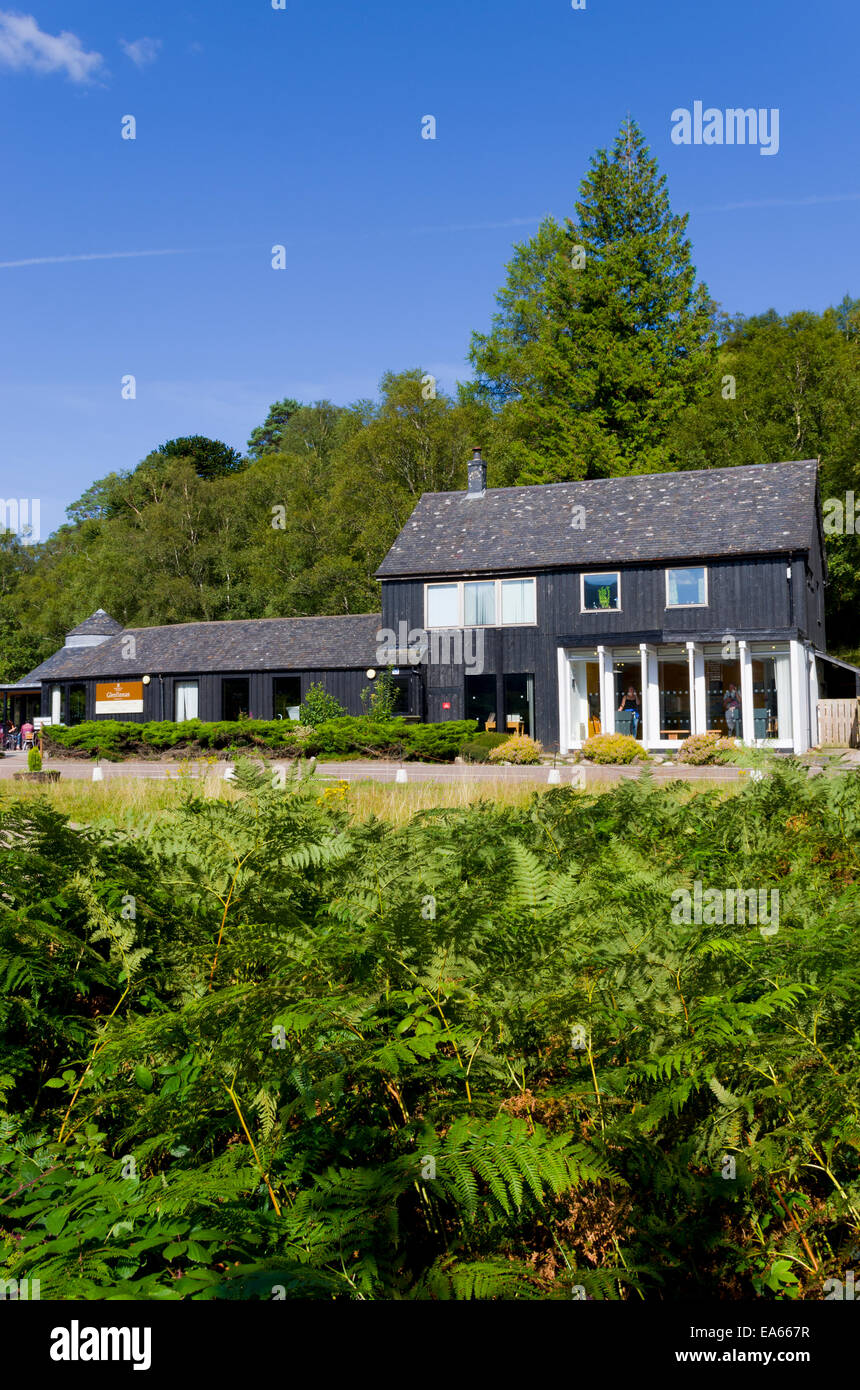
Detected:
[{"left": 0, "top": 767, "right": 553, "bottom": 830}]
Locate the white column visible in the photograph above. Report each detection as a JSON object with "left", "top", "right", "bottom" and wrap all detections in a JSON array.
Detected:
[
  {"left": 639, "top": 644, "right": 649, "bottom": 744},
  {"left": 598, "top": 646, "right": 615, "bottom": 735},
  {"left": 686, "top": 642, "right": 697, "bottom": 737},
  {"left": 739, "top": 641, "right": 754, "bottom": 744},
  {"left": 807, "top": 647, "right": 819, "bottom": 749},
  {"left": 557, "top": 647, "right": 570, "bottom": 755},
  {"left": 790, "top": 639, "right": 810, "bottom": 754},
  {"left": 646, "top": 647, "right": 660, "bottom": 744},
  {"left": 692, "top": 644, "right": 706, "bottom": 735}
]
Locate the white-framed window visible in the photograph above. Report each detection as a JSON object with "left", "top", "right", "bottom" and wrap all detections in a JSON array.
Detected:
[
  {"left": 175, "top": 680, "right": 199, "bottom": 721},
  {"left": 501, "top": 578, "right": 536, "bottom": 624},
  {"left": 425, "top": 577, "right": 536, "bottom": 628},
  {"left": 464, "top": 580, "right": 496, "bottom": 625},
  {"left": 581, "top": 572, "right": 621, "bottom": 613},
  {"left": 425, "top": 583, "right": 460, "bottom": 628},
  {"left": 666, "top": 566, "right": 708, "bottom": 608}
]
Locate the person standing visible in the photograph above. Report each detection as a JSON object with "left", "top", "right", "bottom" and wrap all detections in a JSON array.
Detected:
[
  {"left": 723, "top": 684, "right": 741, "bottom": 737},
  {"left": 618, "top": 684, "right": 641, "bottom": 737}
]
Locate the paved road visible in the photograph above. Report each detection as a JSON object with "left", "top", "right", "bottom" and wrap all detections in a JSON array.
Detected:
[{"left": 0, "top": 750, "right": 748, "bottom": 785}]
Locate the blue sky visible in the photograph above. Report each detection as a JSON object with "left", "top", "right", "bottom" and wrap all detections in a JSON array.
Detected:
[{"left": 0, "top": 0, "right": 857, "bottom": 538}]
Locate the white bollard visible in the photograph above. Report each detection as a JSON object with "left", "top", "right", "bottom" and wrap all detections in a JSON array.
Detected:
[
  {"left": 547, "top": 768, "right": 561, "bottom": 784},
  {"left": 395, "top": 769, "right": 408, "bottom": 784},
  {"left": 92, "top": 766, "right": 103, "bottom": 782}
]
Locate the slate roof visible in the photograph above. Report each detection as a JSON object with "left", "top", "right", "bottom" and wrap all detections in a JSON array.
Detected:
[
  {"left": 12, "top": 614, "right": 383, "bottom": 683},
  {"left": 66, "top": 609, "right": 125, "bottom": 638},
  {"left": 376, "top": 461, "right": 820, "bottom": 578}
]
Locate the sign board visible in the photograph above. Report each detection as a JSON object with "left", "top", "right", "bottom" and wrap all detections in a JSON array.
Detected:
[
  {"left": 33, "top": 717, "right": 52, "bottom": 729},
  {"left": 95, "top": 680, "right": 144, "bottom": 715},
  {"left": 441, "top": 702, "right": 451, "bottom": 710}
]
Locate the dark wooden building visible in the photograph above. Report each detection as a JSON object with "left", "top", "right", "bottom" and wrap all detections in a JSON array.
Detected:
[
  {"left": 4, "top": 455, "right": 858, "bottom": 754},
  {"left": 2, "top": 612, "right": 421, "bottom": 729},
  {"left": 375, "top": 453, "right": 858, "bottom": 754}
]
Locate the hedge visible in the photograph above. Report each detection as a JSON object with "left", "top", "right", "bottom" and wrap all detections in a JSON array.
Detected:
[{"left": 42, "top": 717, "right": 478, "bottom": 764}]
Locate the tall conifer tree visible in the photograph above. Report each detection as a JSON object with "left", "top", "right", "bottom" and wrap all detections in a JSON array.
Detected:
[{"left": 469, "top": 119, "right": 717, "bottom": 481}]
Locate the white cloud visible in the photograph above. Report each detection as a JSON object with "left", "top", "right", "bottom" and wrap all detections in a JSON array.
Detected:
[
  {"left": 0, "top": 11, "right": 102, "bottom": 83},
  {"left": 119, "top": 36, "right": 161, "bottom": 68},
  {"left": 0, "top": 248, "right": 197, "bottom": 270},
  {"left": 697, "top": 192, "right": 860, "bottom": 213}
]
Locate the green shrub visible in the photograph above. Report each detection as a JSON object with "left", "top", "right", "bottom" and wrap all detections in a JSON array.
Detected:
[
  {"left": 360, "top": 668, "right": 399, "bottom": 721},
  {"left": 581, "top": 732, "right": 647, "bottom": 764},
  {"left": 27, "top": 746, "right": 42, "bottom": 773},
  {"left": 300, "top": 682, "right": 348, "bottom": 727},
  {"left": 487, "top": 734, "right": 543, "bottom": 765},
  {"left": 401, "top": 720, "right": 477, "bottom": 762},
  {"left": 677, "top": 731, "right": 739, "bottom": 765},
  {"left": 42, "top": 716, "right": 478, "bottom": 764},
  {"left": 461, "top": 732, "right": 511, "bottom": 763}
]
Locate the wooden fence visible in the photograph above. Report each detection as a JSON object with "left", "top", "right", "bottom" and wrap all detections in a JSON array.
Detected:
[{"left": 816, "top": 698, "right": 860, "bottom": 747}]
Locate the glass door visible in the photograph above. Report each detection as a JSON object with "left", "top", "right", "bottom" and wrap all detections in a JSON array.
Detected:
[{"left": 570, "top": 659, "right": 601, "bottom": 743}]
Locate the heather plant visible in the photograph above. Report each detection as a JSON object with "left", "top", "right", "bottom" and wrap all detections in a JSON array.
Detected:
[
  {"left": 487, "top": 734, "right": 543, "bottom": 764},
  {"left": 1, "top": 762, "right": 858, "bottom": 1300},
  {"left": 678, "top": 731, "right": 738, "bottom": 764},
  {"left": 581, "top": 732, "right": 646, "bottom": 763}
]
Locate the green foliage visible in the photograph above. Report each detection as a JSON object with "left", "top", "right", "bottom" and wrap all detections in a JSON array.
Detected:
[
  {"left": 42, "top": 717, "right": 477, "bottom": 764},
  {"left": 299, "top": 683, "right": 348, "bottom": 727},
  {"left": 360, "top": 669, "right": 399, "bottom": 721},
  {"left": 678, "top": 732, "right": 739, "bottom": 765},
  {"left": 582, "top": 732, "right": 646, "bottom": 763},
  {"left": 159, "top": 436, "right": 246, "bottom": 480},
  {"left": 27, "top": 747, "right": 42, "bottom": 773},
  {"left": 487, "top": 734, "right": 543, "bottom": 765},
  {"left": 1, "top": 764, "right": 857, "bottom": 1299},
  {"left": 461, "top": 732, "right": 512, "bottom": 763}
]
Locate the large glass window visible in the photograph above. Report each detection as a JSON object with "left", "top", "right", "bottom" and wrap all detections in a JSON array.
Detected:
[
  {"left": 175, "top": 680, "right": 199, "bottom": 722},
  {"left": 273, "top": 676, "right": 301, "bottom": 720},
  {"left": 658, "top": 656, "right": 691, "bottom": 740},
  {"left": 582, "top": 572, "right": 620, "bottom": 612},
  {"left": 389, "top": 676, "right": 410, "bottom": 715},
  {"left": 613, "top": 661, "right": 643, "bottom": 739},
  {"left": 570, "top": 657, "right": 601, "bottom": 742},
  {"left": 501, "top": 579, "right": 536, "bottom": 625},
  {"left": 666, "top": 567, "right": 707, "bottom": 607},
  {"left": 751, "top": 654, "right": 792, "bottom": 740},
  {"left": 68, "top": 684, "right": 87, "bottom": 726},
  {"left": 705, "top": 658, "right": 742, "bottom": 737},
  {"left": 427, "top": 584, "right": 460, "bottom": 627},
  {"left": 465, "top": 673, "right": 497, "bottom": 731},
  {"left": 464, "top": 581, "right": 496, "bottom": 626},
  {"left": 222, "top": 678, "right": 250, "bottom": 722},
  {"left": 503, "top": 673, "right": 534, "bottom": 738}
]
